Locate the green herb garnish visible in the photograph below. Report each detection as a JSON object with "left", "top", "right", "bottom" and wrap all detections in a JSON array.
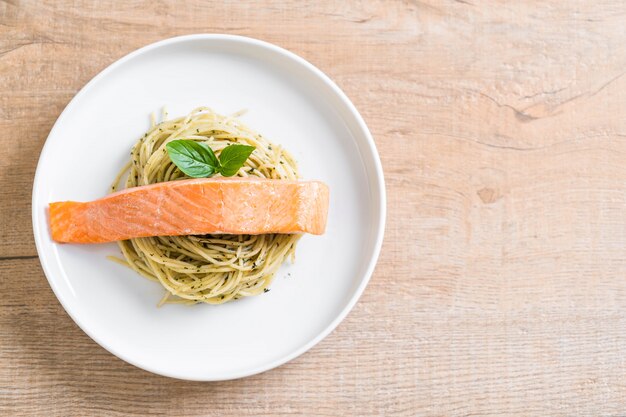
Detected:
[{"left": 165, "top": 139, "right": 255, "bottom": 178}]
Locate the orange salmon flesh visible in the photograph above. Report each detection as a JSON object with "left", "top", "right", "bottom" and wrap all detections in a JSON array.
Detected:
[{"left": 49, "top": 178, "right": 329, "bottom": 243}]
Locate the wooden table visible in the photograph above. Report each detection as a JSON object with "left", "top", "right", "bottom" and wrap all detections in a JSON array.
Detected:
[{"left": 2, "top": 1, "right": 626, "bottom": 415}]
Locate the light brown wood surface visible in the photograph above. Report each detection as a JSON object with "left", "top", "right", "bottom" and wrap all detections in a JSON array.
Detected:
[{"left": 2, "top": 1, "right": 626, "bottom": 415}]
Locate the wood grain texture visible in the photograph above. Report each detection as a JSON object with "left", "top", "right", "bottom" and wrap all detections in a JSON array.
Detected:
[{"left": 2, "top": 1, "right": 626, "bottom": 415}]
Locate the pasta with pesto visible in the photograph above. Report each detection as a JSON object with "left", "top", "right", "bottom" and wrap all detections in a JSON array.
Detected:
[{"left": 108, "top": 107, "right": 301, "bottom": 305}]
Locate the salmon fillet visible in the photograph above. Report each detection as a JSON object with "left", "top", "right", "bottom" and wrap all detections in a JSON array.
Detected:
[{"left": 49, "top": 178, "right": 329, "bottom": 243}]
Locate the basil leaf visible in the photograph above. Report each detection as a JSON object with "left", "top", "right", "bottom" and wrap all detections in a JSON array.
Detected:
[
  {"left": 166, "top": 140, "right": 219, "bottom": 178},
  {"left": 218, "top": 144, "right": 255, "bottom": 177},
  {"left": 197, "top": 142, "right": 220, "bottom": 168}
]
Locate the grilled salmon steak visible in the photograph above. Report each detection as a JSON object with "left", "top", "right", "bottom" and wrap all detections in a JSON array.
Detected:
[{"left": 49, "top": 178, "right": 329, "bottom": 243}]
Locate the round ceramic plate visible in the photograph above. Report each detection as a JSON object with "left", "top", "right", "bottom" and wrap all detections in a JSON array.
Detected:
[{"left": 32, "top": 34, "right": 385, "bottom": 381}]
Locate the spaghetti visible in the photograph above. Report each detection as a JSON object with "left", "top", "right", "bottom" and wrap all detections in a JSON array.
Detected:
[{"left": 109, "top": 107, "right": 301, "bottom": 305}]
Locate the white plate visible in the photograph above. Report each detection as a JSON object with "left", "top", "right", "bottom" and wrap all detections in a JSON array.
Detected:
[{"left": 32, "top": 34, "right": 385, "bottom": 381}]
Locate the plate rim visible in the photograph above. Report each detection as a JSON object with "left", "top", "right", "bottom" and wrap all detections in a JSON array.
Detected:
[{"left": 31, "top": 33, "right": 386, "bottom": 381}]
